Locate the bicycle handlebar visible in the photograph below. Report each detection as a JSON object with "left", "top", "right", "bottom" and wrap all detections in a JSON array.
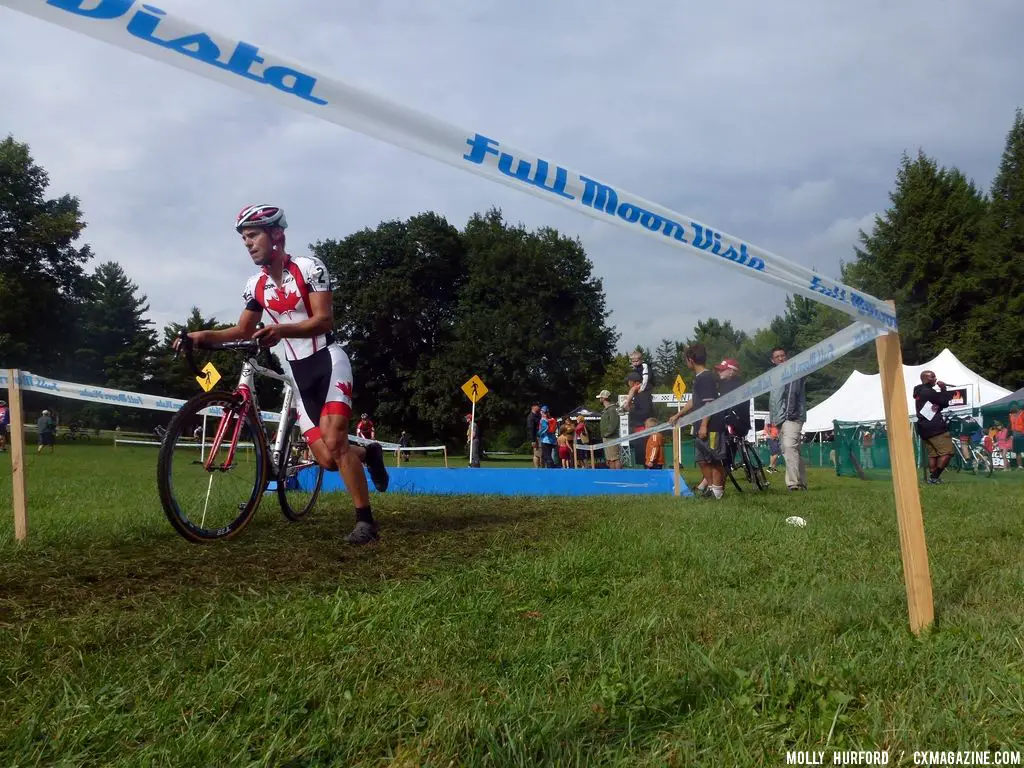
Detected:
[{"left": 175, "top": 325, "right": 267, "bottom": 378}]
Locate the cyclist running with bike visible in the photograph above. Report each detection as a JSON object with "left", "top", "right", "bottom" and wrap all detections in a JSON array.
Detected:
[{"left": 174, "top": 204, "right": 389, "bottom": 545}]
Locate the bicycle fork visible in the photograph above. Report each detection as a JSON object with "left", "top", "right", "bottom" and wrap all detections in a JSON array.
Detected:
[{"left": 203, "top": 364, "right": 262, "bottom": 472}]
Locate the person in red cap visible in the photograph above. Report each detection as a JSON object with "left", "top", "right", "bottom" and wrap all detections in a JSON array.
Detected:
[
  {"left": 715, "top": 358, "right": 752, "bottom": 477},
  {"left": 714, "top": 358, "right": 751, "bottom": 438}
]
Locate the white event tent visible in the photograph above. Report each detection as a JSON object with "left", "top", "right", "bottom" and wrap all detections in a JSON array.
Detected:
[{"left": 803, "top": 348, "right": 1012, "bottom": 433}]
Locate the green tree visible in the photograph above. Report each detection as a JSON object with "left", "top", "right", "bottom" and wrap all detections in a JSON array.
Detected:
[
  {"left": 0, "top": 135, "right": 92, "bottom": 374},
  {"left": 588, "top": 353, "right": 635, "bottom": 402},
  {"left": 76, "top": 261, "right": 157, "bottom": 391},
  {"left": 965, "top": 108, "right": 1024, "bottom": 384},
  {"left": 313, "top": 212, "right": 468, "bottom": 442},
  {"left": 686, "top": 318, "right": 748, "bottom": 370},
  {"left": 652, "top": 339, "right": 681, "bottom": 385},
  {"left": 412, "top": 209, "right": 618, "bottom": 443},
  {"left": 842, "top": 150, "right": 988, "bottom": 365}
]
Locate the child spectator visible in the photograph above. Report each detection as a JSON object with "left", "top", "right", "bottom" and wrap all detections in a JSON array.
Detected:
[
  {"left": 995, "top": 423, "right": 1012, "bottom": 469},
  {"left": 574, "top": 414, "right": 590, "bottom": 467},
  {"left": 537, "top": 405, "right": 558, "bottom": 468},
  {"left": 644, "top": 417, "right": 665, "bottom": 469},
  {"left": 557, "top": 424, "right": 572, "bottom": 468}
]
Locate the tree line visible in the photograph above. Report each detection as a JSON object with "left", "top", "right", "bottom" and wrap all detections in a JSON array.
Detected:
[{"left": 1, "top": 107, "right": 1021, "bottom": 447}]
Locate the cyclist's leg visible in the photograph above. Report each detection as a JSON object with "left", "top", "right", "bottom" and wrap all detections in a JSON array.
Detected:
[
  {"left": 288, "top": 347, "right": 377, "bottom": 543},
  {"left": 319, "top": 346, "right": 389, "bottom": 543},
  {"left": 291, "top": 367, "right": 338, "bottom": 472}
]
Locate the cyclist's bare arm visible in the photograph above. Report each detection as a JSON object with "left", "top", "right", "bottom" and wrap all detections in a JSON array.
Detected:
[{"left": 175, "top": 308, "right": 261, "bottom": 349}]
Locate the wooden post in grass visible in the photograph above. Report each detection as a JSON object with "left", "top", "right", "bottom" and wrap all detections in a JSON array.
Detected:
[
  {"left": 8, "top": 369, "right": 28, "bottom": 542},
  {"left": 875, "top": 302, "right": 934, "bottom": 635},
  {"left": 673, "top": 424, "right": 681, "bottom": 496}
]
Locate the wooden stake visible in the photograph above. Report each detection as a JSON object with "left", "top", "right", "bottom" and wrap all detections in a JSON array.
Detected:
[
  {"left": 875, "top": 303, "right": 934, "bottom": 635},
  {"left": 8, "top": 369, "right": 28, "bottom": 542},
  {"left": 673, "top": 423, "right": 681, "bottom": 497}
]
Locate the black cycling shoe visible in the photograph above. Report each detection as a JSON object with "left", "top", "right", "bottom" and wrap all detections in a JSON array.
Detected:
[
  {"left": 363, "top": 442, "right": 390, "bottom": 493},
  {"left": 345, "top": 520, "right": 379, "bottom": 545}
]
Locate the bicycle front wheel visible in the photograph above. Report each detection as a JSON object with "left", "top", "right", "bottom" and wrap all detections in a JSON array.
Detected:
[
  {"left": 157, "top": 390, "right": 268, "bottom": 543},
  {"left": 976, "top": 449, "right": 994, "bottom": 477},
  {"left": 276, "top": 410, "right": 324, "bottom": 521}
]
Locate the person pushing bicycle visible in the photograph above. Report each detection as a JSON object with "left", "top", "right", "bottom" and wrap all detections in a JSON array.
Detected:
[{"left": 173, "top": 204, "right": 389, "bottom": 545}]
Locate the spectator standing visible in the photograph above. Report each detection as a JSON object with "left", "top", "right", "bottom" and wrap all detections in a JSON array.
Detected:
[
  {"left": 861, "top": 429, "right": 874, "bottom": 470},
  {"left": 596, "top": 390, "right": 622, "bottom": 469},
  {"left": 0, "top": 399, "right": 8, "bottom": 453},
  {"left": 765, "top": 422, "right": 781, "bottom": 473},
  {"left": 537, "top": 405, "right": 557, "bottom": 468},
  {"left": 557, "top": 420, "right": 573, "bottom": 468},
  {"left": 769, "top": 346, "right": 808, "bottom": 491},
  {"left": 525, "top": 403, "right": 542, "bottom": 467},
  {"left": 37, "top": 409, "right": 56, "bottom": 454},
  {"left": 912, "top": 370, "right": 955, "bottom": 484},
  {"left": 626, "top": 350, "right": 654, "bottom": 466},
  {"left": 1009, "top": 402, "right": 1024, "bottom": 470},
  {"left": 714, "top": 358, "right": 750, "bottom": 438},
  {"left": 398, "top": 430, "right": 411, "bottom": 462},
  {"left": 644, "top": 417, "right": 665, "bottom": 469},
  {"left": 574, "top": 414, "right": 590, "bottom": 467},
  {"left": 669, "top": 344, "right": 726, "bottom": 498}
]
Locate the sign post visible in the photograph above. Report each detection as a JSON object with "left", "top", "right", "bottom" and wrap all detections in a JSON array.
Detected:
[
  {"left": 672, "top": 376, "right": 687, "bottom": 493},
  {"left": 8, "top": 369, "right": 28, "bottom": 542},
  {"left": 460, "top": 375, "right": 489, "bottom": 467}
]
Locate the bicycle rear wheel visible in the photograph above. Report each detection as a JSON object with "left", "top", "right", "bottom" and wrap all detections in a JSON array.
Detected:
[
  {"left": 742, "top": 441, "right": 769, "bottom": 490},
  {"left": 276, "top": 410, "right": 324, "bottom": 521},
  {"left": 157, "top": 390, "right": 268, "bottom": 543},
  {"left": 725, "top": 439, "right": 744, "bottom": 493}
]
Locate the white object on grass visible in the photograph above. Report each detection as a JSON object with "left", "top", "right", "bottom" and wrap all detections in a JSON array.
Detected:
[{"left": 785, "top": 516, "right": 808, "bottom": 528}]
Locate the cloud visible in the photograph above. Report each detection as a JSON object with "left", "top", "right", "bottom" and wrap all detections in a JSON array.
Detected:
[{"left": 1, "top": 0, "right": 1021, "bottom": 357}]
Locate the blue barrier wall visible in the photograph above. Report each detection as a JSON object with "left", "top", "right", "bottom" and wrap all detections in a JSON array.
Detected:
[{"left": 289, "top": 467, "right": 692, "bottom": 497}]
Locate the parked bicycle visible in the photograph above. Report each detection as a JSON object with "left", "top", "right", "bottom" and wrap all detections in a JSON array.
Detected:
[
  {"left": 724, "top": 427, "right": 769, "bottom": 492},
  {"left": 949, "top": 437, "right": 993, "bottom": 477},
  {"left": 156, "top": 331, "right": 324, "bottom": 543},
  {"left": 60, "top": 423, "right": 91, "bottom": 441}
]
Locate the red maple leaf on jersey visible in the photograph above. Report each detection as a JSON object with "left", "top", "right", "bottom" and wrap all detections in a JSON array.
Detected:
[
  {"left": 336, "top": 381, "right": 352, "bottom": 397},
  {"left": 265, "top": 287, "right": 301, "bottom": 315}
]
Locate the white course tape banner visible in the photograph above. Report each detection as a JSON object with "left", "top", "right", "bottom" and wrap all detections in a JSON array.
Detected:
[
  {"left": 0, "top": 370, "right": 455, "bottom": 450},
  {"left": 586, "top": 322, "right": 889, "bottom": 452},
  {"left": 0, "top": 0, "right": 898, "bottom": 332},
  {"left": 0, "top": 370, "right": 283, "bottom": 422}
]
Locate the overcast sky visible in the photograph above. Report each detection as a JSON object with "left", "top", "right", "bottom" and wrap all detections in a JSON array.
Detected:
[{"left": 2, "top": 0, "right": 1022, "bottom": 354}]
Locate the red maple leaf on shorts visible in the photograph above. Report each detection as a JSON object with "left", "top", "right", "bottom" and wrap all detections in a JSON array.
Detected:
[
  {"left": 336, "top": 381, "right": 352, "bottom": 397},
  {"left": 265, "top": 287, "right": 301, "bottom": 315}
]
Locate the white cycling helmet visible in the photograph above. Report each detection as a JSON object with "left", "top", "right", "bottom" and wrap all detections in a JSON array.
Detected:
[{"left": 235, "top": 204, "right": 288, "bottom": 232}]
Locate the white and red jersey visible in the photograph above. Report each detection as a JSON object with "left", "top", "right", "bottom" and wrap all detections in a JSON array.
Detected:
[
  {"left": 356, "top": 419, "right": 375, "bottom": 440},
  {"left": 243, "top": 254, "right": 332, "bottom": 362}
]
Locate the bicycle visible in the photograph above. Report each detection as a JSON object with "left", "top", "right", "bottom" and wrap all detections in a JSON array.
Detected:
[
  {"left": 60, "top": 424, "right": 91, "bottom": 441},
  {"left": 156, "top": 331, "right": 324, "bottom": 543},
  {"left": 724, "top": 428, "right": 769, "bottom": 492},
  {"left": 949, "top": 438, "right": 993, "bottom": 477}
]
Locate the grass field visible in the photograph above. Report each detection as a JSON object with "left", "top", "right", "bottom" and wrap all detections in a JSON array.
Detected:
[{"left": 1, "top": 443, "right": 1023, "bottom": 766}]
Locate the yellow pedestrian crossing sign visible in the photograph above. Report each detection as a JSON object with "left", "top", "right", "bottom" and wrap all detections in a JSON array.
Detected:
[
  {"left": 461, "top": 375, "right": 488, "bottom": 403},
  {"left": 672, "top": 375, "right": 687, "bottom": 401},
  {"left": 196, "top": 362, "right": 221, "bottom": 392}
]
